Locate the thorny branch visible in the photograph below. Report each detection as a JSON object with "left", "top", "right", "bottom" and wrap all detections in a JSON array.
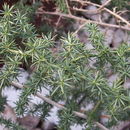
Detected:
[{"left": 11, "top": 81, "right": 109, "bottom": 130}]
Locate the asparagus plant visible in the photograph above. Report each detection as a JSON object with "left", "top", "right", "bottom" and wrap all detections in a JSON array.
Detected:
[{"left": 0, "top": 3, "right": 130, "bottom": 130}]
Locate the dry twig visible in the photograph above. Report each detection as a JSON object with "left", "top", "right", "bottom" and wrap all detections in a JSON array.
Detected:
[
  {"left": 37, "top": 11, "right": 130, "bottom": 31},
  {"left": 71, "top": 7, "right": 99, "bottom": 14},
  {"left": 65, "top": 0, "right": 71, "bottom": 14},
  {"left": 72, "top": 0, "right": 130, "bottom": 27},
  {"left": 95, "top": 122, "right": 109, "bottom": 130},
  {"left": 73, "top": 22, "right": 87, "bottom": 35},
  {"left": 97, "top": 0, "right": 111, "bottom": 11}
]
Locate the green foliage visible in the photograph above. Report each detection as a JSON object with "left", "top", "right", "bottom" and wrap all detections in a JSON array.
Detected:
[
  {"left": 0, "top": 96, "right": 6, "bottom": 112},
  {"left": 55, "top": 0, "right": 68, "bottom": 13},
  {"left": 0, "top": 117, "right": 25, "bottom": 130},
  {"left": 29, "top": 102, "right": 52, "bottom": 119},
  {"left": 110, "top": 0, "right": 129, "bottom": 10},
  {"left": 0, "top": 3, "right": 130, "bottom": 130},
  {"left": 15, "top": 0, "right": 41, "bottom": 23},
  {"left": 58, "top": 109, "right": 76, "bottom": 130}
]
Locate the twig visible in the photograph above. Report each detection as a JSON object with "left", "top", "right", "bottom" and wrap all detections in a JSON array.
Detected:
[
  {"left": 55, "top": 16, "right": 62, "bottom": 27},
  {"left": 95, "top": 122, "right": 109, "bottom": 130},
  {"left": 70, "top": 0, "right": 130, "bottom": 27},
  {"left": 11, "top": 81, "right": 64, "bottom": 109},
  {"left": 97, "top": 0, "right": 111, "bottom": 11},
  {"left": 53, "top": 16, "right": 62, "bottom": 36},
  {"left": 117, "top": 10, "right": 130, "bottom": 16},
  {"left": 71, "top": 7, "right": 99, "bottom": 14},
  {"left": 85, "top": 1, "right": 130, "bottom": 27},
  {"left": 37, "top": 11, "right": 130, "bottom": 31},
  {"left": 73, "top": 22, "right": 87, "bottom": 35},
  {"left": 104, "top": 8, "right": 130, "bottom": 27},
  {"left": 65, "top": 0, "right": 71, "bottom": 14},
  {"left": 33, "top": 0, "right": 36, "bottom": 4},
  {"left": 11, "top": 81, "right": 108, "bottom": 130},
  {"left": 70, "top": 0, "right": 87, "bottom": 5},
  {"left": 119, "top": 121, "right": 130, "bottom": 130}
]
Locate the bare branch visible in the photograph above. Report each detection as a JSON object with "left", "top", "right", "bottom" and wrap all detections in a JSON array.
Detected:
[
  {"left": 71, "top": 7, "right": 99, "bottom": 14},
  {"left": 65, "top": 0, "right": 71, "bottom": 14},
  {"left": 70, "top": 0, "right": 130, "bottom": 27},
  {"left": 95, "top": 122, "right": 109, "bottom": 130},
  {"left": 97, "top": 0, "right": 112, "bottom": 11},
  {"left": 73, "top": 22, "right": 87, "bottom": 35},
  {"left": 11, "top": 81, "right": 65, "bottom": 109},
  {"left": 36, "top": 11, "right": 130, "bottom": 31}
]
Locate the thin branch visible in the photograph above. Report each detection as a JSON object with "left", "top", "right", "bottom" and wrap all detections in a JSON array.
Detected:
[
  {"left": 105, "top": 8, "right": 130, "bottom": 26},
  {"left": 72, "top": 22, "right": 87, "bottom": 36},
  {"left": 65, "top": 0, "right": 71, "bottom": 14},
  {"left": 71, "top": 7, "right": 99, "bottom": 14},
  {"left": 97, "top": 0, "right": 111, "bottom": 11},
  {"left": 36, "top": 11, "right": 130, "bottom": 31},
  {"left": 53, "top": 16, "right": 62, "bottom": 36},
  {"left": 73, "top": 111, "right": 87, "bottom": 119},
  {"left": 36, "top": 93, "right": 65, "bottom": 109},
  {"left": 117, "top": 10, "right": 130, "bottom": 16},
  {"left": 95, "top": 122, "right": 109, "bottom": 130},
  {"left": 11, "top": 81, "right": 108, "bottom": 130},
  {"left": 70, "top": 0, "right": 130, "bottom": 27},
  {"left": 70, "top": 0, "right": 87, "bottom": 5},
  {"left": 11, "top": 81, "right": 65, "bottom": 109}
]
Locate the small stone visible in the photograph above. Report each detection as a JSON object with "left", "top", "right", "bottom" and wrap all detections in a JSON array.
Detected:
[
  {"left": 112, "top": 29, "right": 125, "bottom": 47},
  {"left": 17, "top": 115, "right": 41, "bottom": 130},
  {"left": 83, "top": 5, "right": 101, "bottom": 21}
]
